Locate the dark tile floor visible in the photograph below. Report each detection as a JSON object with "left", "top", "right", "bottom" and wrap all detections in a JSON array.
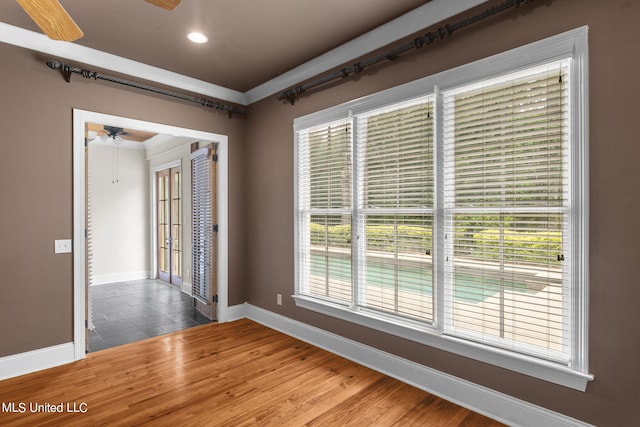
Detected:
[{"left": 88, "top": 279, "right": 212, "bottom": 352}]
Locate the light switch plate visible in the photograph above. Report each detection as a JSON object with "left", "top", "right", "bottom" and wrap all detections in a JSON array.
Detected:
[{"left": 54, "top": 239, "right": 72, "bottom": 254}]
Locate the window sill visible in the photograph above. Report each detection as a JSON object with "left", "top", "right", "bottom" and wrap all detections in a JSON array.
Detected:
[{"left": 293, "top": 294, "right": 593, "bottom": 391}]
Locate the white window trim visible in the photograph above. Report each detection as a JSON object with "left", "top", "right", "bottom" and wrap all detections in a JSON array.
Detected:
[{"left": 293, "top": 27, "right": 591, "bottom": 391}]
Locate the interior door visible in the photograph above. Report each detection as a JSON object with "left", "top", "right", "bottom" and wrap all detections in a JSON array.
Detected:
[{"left": 157, "top": 167, "right": 182, "bottom": 286}]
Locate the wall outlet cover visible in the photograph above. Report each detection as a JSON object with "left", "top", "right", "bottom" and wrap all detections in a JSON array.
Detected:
[{"left": 54, "top": 239, "right": 73, "bottom": 254}]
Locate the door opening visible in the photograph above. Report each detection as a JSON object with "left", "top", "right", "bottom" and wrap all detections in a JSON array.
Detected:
[{"left": 73, "top": 109, "right": 230, "bottom": 359}]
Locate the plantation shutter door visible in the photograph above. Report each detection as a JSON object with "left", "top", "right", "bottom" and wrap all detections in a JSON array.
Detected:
[
  {"left": 357, "top": 97, "right": 434, "bottom": 323},
  {"left": 191, "top": 146, "right": 214, "bottom": 305},
  {"left": 442, "top": 62, "right": 571, "bottom": 361},
  {"left": 297, "top": 119, "right": 353, "bottom": 304}
]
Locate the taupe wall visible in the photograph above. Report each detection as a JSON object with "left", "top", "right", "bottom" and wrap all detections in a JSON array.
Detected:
[
  {"left": 0, "top": 43, "right": 247, "bottom": 356},
  {"left": 243, "top": 1, "right": 640, "bottom": 425},
  {"left": 2, "top": 0, "right": 639, "bottom": 424}
]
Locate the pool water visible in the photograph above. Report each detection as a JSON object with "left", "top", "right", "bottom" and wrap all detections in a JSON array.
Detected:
[{"left": 310, "top": 254, "right": 534, "bottom": 303}]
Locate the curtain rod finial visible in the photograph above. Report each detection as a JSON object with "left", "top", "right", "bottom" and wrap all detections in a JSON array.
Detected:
[{"left": 46, "top": 59, "right": 72, "bottom": 82}]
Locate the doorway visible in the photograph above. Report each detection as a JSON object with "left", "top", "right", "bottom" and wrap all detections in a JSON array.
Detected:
[
  {"left": 73, "top": 109, "right": 230, "bottom": 359},
  {"left": 157, "top": 166, "right": 182, "bottom": 287}
]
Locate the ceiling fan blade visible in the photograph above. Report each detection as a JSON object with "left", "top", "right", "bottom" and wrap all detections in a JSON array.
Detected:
[
  {"left": 16, "top": 0, "right": 83, "bottom": 41},
  {"left": 144, "top": 0, "right": 181, "bottom": 11}
]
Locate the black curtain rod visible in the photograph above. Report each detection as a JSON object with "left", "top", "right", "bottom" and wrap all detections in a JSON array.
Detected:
[
  {"left": 278, "top": 0, "right": 535, "bottom": 105},
  {"left": 46, "top": 60, "right": 246, "bottom": 118}
]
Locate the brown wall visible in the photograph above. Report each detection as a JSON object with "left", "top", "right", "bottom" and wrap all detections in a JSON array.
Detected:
[
  {"left": 2, "top": 0, "right": 639, "bottom": 424},
  {"left": 244, "top": 1, "right": 640, "bottom": 425},
  {"left": 0, "top": 43, "right": 247, "bottom": 356}
]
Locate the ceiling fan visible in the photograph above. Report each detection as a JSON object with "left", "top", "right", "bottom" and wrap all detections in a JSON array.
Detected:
[
  {"left": 86, "top": 123, "right": 158, "bottom": 143},
  {"left": 16, "top": 0, "right": 181, "bottom": 42}
]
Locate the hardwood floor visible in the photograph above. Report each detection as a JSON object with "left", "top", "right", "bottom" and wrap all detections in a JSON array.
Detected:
[{"left": 0, "top": 319, "right": 505, "bottom": 426}]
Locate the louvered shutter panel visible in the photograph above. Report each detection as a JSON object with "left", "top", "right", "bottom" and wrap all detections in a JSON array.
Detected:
[
  {"left": 191, "top": 147, "right": 213, "bottom": 304},
  {"left": 442, "top": 63, "right": 571, "bottom": 360}
]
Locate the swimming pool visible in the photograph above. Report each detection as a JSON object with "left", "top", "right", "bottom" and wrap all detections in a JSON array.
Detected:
[{"left": 309, "top": 254, "right": 539, "bottom": 303}]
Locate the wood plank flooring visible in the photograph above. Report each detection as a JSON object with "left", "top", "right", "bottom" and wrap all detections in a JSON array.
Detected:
[{"left": 0, "top": 319, "right": 505, "bottom": 426}]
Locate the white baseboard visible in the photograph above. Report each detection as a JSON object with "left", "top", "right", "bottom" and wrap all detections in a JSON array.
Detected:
[
  {"left": 226, "top": 302, "right": 250, "bottom": 322},
  {"left": 0, "top": 343, "right": 75, "bottom": 381},
  {"left": 243, "top": 304, "right": 592, "bottom": 427},
  {"left": 90, "top": 271, "right": 149, "bottom": 286},
  {"left": 181, "top": 281, "right": 192, "bottom": 295},
  {"left": 0, "top": 304, "right": 592, "bottom": 427}
]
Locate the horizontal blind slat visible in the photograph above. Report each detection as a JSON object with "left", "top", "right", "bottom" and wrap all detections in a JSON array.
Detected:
[{"left": 359, "top": 100, "right": 434, "bottom": 210}]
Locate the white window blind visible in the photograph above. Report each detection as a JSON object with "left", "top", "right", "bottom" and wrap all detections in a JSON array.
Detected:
[
  {"left": 296, "top": 67, "right": 572, "bottom": 359},
  {"left": 294, "top": 28, "right": 589, "bottom": 388},
  {"left": 442, "top": 62, "right": 571, "bottom": 361},
  {"left": 298, "top": 119, "right": 353, "bottom": 305},
  {"left": 357, "top": 98, "right": 434, "bottom": 323},
  {"left": 191, "top": 147, "right": 213, "bottom": 304},
  {"left": 297, "top": 98, "right": 434, "bottom": 321}
]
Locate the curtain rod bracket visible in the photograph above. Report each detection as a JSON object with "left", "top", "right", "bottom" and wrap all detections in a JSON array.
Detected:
[
  {"left": 61, "top": 64, "right": 72, "bottom": 83},
  {"left": 285, "top": 94, "right": 297, "bottom": 105},
  {"left": 282, "top": 86, "right": 305, "bottom": 105}
]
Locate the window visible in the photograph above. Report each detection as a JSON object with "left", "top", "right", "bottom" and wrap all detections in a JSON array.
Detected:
[
  {"left": 358, "top": 100, "right": 435, "bottom": 323},
  {"left": 294, "top": 28, "right": 591, "bottom": 390},
  {"left": 442, "top": 63, "right": 573, "bottom": 363}
]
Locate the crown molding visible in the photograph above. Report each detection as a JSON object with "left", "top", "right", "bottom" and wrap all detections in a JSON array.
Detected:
[
  {"left": 0, "top": 22, "right": 247, "bottom": 105},
  {"left": 1, "top": 0, "right": 487, "bottom": 107},
  {"left": 244, "top": 0, "right": 487, "bottom": 104}
]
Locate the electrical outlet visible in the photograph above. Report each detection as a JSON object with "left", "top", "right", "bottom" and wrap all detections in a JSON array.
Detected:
[
  {"left": 54, "top": 239, "right": 72, "bottom": 254},
  {"left": 277, "top": 293, "right": 283, "bottom": 306}
]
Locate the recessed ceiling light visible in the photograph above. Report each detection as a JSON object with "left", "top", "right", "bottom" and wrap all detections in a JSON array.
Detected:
[{"left": 187, "top": 32, "right": 208, "bottom": 44}]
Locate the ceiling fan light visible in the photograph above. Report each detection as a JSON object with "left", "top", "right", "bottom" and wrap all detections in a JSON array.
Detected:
[{"left": 187, "top": 32, "right": 208, "bottom": 44}]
